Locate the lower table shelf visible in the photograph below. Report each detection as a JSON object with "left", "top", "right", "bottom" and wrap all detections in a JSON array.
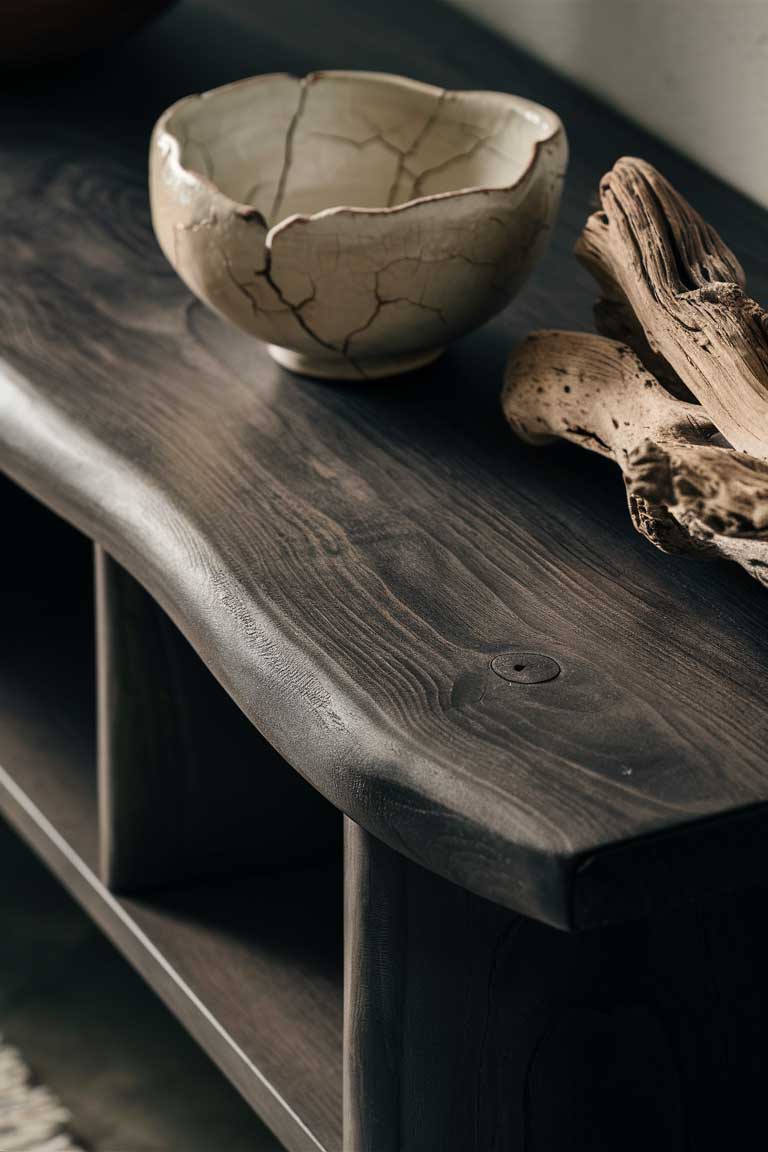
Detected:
[
  {"left": 0, "top": 478, "right": 343, "bottom": 1152},
  {"left": 0, "top": 762, "right": 343, "bottom": 1152}
]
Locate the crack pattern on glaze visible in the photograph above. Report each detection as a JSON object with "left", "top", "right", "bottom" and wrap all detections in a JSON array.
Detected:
[
  {"left": 150, "top": 71, "right": 567, "bottom": 379},
  {"left": 386, "top": 89, "right": 449, "bottom": 206},
  {"left": 226, "top": 249, "right": 353, "bottom": 366},
  {"left": 299, "top": 94, "right": 523, "bottom": 208},
  {"left": 172, "top": 200, "right": 369, "bottom": 374},
  {"left": 221, "top": 255, "right": 287, "bottom": 319},
  {"left": 174, "top": 201, "right": 548, "bottom": 374},
  {"left": 268, "top": 93, "right": 455, "bottom": 212},
  {"left": 341, "top": 267, "right": 451, "bottom": 358},
  {"left": 410, "top": 131, "right": 510, "bottom": 199},
  {"left": 270, "top": 77, "right": 311, "bottom": 225},
  {"left": 307, "top": 128, "right": 409, "bottom": 161},
  {"left": 263, "top": 258, "right": 360, "bottom": 368}
]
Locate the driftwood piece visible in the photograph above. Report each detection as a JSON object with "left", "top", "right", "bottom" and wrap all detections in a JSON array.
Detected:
[
  {"left": 503, "top": 331, "right": 768, "bottom": 584},
  {"left": 591, "top": 297, "right": 693, "bottom": 400},
  {"left": 575, "top": 157, "right": 768, "bottom": 458}
]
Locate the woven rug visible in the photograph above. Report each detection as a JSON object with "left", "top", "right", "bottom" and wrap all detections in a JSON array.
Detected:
[{"left": 0, "top": 1036, "right": 86, "bottom": 1151}]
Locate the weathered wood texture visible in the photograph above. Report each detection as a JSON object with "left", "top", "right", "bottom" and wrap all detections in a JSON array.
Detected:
[
  {"left": 4, "top": 0, "right": 768, "bottom": 928},
  {"left": 576, "top": 157, "right": 768, "bottom": 458},
  {"left": 505, "top": 162, "right": 768, "bottom": 588},
  {"left": 95, "top": 545, "right": 339, "bottom": 893},
  {"left": 503, "top": 331, "right": 768, "bottom": 585},
  {"left": 344, "top": 817, "right": 768, "bottom": 1152}
]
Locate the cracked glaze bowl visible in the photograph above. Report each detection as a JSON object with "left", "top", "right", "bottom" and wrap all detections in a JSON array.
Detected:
[{"left": 150, "top": 71, "right": 567, "bottom": 380}]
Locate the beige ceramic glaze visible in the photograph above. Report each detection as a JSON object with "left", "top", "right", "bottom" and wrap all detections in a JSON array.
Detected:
[{"left": 150, "top": 71, "right": 568, "bottom": 380}]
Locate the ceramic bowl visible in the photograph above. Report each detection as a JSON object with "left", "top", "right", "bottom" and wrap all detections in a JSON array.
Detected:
[{"left": 150, "top": 71, "right": 567, "bottom": 380}]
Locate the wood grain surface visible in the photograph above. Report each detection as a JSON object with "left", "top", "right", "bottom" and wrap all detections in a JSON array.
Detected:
[{"left": 3, "top": 0, "right": 768, "bottom": 927}]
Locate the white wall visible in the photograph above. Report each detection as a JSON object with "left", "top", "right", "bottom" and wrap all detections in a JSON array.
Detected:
[{"left": 449, "top": 0, "right": 768, "bottom": 207}]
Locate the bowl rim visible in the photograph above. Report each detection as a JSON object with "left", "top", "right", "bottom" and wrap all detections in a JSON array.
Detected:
[{"left": 154, "top": 69, "right": 566, "bottom": 236}]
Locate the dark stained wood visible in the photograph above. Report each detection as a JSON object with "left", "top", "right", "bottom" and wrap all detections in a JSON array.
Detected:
[
  {"left": 95, "top": 545, "right": 339, "bottom": 893},
  {"left": 3, "top": 0, "right": 768, "bottom": 929},
  {"left": 344, "top": 816, "right": 768, "bottom": 1152},
  {"left": 5, "top": 5, "right": 768, "bottom": 1149},
  {"left": 0, "top": 475, "right": 343, "bottom": 1152}
]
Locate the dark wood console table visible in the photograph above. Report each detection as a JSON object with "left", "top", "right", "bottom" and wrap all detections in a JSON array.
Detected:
[{"left": 3, "top": 2, "right": 768, "bottom": 1149}]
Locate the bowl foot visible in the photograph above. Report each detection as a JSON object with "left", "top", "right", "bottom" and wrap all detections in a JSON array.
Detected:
[{"left": 267, "top": 344, "right": 444, "bottom": 381}]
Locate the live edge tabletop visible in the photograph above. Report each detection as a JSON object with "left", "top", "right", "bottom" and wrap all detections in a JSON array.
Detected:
[{"left": 3, "top": 0, "right": 768, "bottom": 934}]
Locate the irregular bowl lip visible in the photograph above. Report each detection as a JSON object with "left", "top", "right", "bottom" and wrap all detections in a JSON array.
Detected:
[{"left": 155, "top": 69, "right": 566, "bottom": 242}]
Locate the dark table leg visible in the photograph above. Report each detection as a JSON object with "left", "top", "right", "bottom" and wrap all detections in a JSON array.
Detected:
[
  {"left": 95, "top": 546, "right": 338, "bottom": 893},
  {"left": 344, "top": 817, "right": 768, "bottom": 1151}
]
